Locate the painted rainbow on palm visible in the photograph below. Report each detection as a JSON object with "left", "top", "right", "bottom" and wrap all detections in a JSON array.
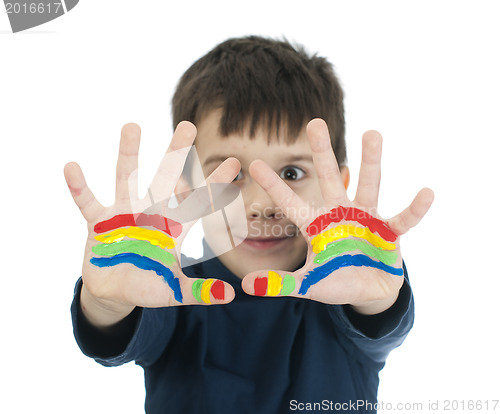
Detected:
[
  {"left": 90, "top": 214, "right": 226, "bottom": 304},
  {"left": 90, "top": 213, "right": 186, "bottom": 302},
  {"left": 254, "top": 206, "right": 403, "bottom": 296}
]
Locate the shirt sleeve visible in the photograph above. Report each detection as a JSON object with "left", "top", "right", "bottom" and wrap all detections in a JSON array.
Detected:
[
  {"left": 70, "top": 278, "right": 179, "bottom": 368},
  {"left": 328, "top": 261, "right": 414, "bottom": 364}
]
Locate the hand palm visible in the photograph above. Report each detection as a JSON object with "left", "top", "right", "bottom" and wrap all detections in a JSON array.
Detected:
[
  {"left": 65, "top": 122, "right": 240, "bottom": 309},
  {"left": 242, "top": 119, "right": 433, "bottom": 310}
]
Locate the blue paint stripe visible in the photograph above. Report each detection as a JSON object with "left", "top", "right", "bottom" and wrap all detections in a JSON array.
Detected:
[
  {"left": 298, "top": 254, "right": 403, "bottom": 295},
  {"left": 90, "top": 253, "right": 183, "bottom": 303}
]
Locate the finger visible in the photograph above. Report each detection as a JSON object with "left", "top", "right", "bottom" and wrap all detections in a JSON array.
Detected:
[
  {"left": 148, "top": 121, "right": 197, "bottom": 204},
  {"left": 172, "top": 157, "right": 241, "bottom": 225},
  {"left": 115, "top": 123, "right": 141, "bottom": 204},
  {"left": 354, "top": 130, "right": 382, "bottom": 209},
  {"left": 241, "top": 269, "right": 301, "bottom": 298},
  {"left": 205, "top": 156, "right": 241, "bottom": 185},
  {"left": 85, "top": 258, "right": 235, "bottom": 307},
  {"left": 184, "top": 277, "right": 236, "bottom": 305},
  {"left": 388, "top": 187, "right": 435, "bottom": 235},
  {"left": 120, "top": 265, "right": 236, "bottom": 306},
  {"left": 242, "top": 259, "right": 404, "bottom": 305},
  {"left": 64, "top": 162, "right": 105, "bottom": 222},
  {"left": 249, "top": 159, "right": 310, "bottom": 228},
  {"left": 306, "top": 119, "right": 348, "bottom": 205},
  {"left": 242, "top": 266, "right": 346, "bottom": 301}
]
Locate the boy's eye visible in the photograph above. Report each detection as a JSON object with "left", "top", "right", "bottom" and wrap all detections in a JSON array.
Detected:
[
  {"left": 233, "top": 170, "right": 244, "bottom": 181},
  {"left": 279, "top": 166, "right": 305, "bottom": 181}
]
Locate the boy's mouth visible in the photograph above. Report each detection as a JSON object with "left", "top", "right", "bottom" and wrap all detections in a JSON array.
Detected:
[{"left": 242, "top": 237, "right": 292, "bottom": 250}]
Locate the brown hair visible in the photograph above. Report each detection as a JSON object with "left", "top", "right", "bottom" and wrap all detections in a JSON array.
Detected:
[{"left": 172, "top": 35, "right": 346, "bottom": 166}]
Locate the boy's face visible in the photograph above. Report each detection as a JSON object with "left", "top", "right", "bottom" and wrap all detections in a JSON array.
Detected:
[{"left": 183, "top": 110, "right": 349, "bottom": 279}]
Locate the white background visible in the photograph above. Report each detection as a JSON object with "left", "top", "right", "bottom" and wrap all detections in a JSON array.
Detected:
[{"left": 1, "top": 1, "right": 499, "bottom": 413}]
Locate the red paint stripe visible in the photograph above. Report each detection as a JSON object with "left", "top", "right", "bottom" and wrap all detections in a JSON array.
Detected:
[
  {"left": 254, "top": 277, "right": 268, "bottom": 296},
  {"left": 306, "top": 206, "right": 397, "bottom": 242},
  {"left": 210, "top": 280, "right": 225, "bottom": 301},
  {"left": 94, "top": 214, "right": 182, "bottom": 238}
]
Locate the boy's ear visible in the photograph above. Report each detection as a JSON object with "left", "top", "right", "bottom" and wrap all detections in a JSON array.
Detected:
[
  {"left": 341, "top": 166, "right": 350, "bottom": 190},
  {"left": 174, "top": 174, "right": 192, "bottom": 205}
]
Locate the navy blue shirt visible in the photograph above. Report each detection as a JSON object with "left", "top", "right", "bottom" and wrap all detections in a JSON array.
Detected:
[{"left": 71, "top": 245, "right": 414, "bottom": 413}]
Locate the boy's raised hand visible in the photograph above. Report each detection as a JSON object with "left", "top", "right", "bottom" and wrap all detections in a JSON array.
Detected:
[
  {"left": 242, "top": 119, "right": 434, "bottom": 315},
  {"left": 65, "top": 122, "right": 240, "bottom": 326}
]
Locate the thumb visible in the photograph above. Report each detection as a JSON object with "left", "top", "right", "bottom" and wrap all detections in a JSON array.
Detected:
[
  {"left": 241, "top": 270, "right": 299, "bottom": 298},
  {"left": 186, "top": 277, "right": 236, "bottom": 305}
]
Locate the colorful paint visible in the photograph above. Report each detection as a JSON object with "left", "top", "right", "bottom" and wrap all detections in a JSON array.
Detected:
[
  {"left": 306, "top": 206, "right": 397, "bottom": 242},
  {"left": 91, "top": 214, "right": 184, "bottom": 303},
  {"left": 254, "top": 277, "right": 268, "bottom": 296},
  {"left": 298, "top": 254, "right": 404, "bottom": 295},
  {"left": 310, "top": 224, "right": 396, "bottom": 253},
  {"left": 281, "top": 274, "right": 296, "bottom": 296},
  {"left": 192, "top": 279, "right": 225, "bottom": 304},
  {"left": 254, "top": 272, "right": 296, "bottom": 296},
  {"left": 313, "top": 238, "right": 397, "bottom": 266},
  {"left": 267, "top": 271, "right": 282, "bottom": 296},
  {"left": 90, "top": 253, "right": 183, "bottom": 303},
  {"left": 94, "top": 226, "right": 176, "bottom": 249},
  {"left": 211, "top": 280, "right": 225, "bottom": 300},
  {"left": 94, "top": 213, "right": 182, "bottom": 238},
  {"left": 92, "top": 240, "right": 176, "bottom": 265},
  {"left": 296, "top": 205, "right": 402, "bottom": 296}
]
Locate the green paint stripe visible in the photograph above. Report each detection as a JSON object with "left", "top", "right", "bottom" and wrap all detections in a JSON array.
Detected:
[
  {"left": 281, "top": 274, "right": 296, "bottom": 296},
  {"left": 314, "top": 238, "right": 397, "bottom": 266},
  {"left": 92, "top": 240, "right": 176, "bottom": 266},
  {"left": 192, "top": 279, "right": 204, "bottom": 303}
]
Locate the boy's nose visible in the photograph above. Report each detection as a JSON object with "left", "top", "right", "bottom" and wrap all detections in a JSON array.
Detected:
[{"left": 243, "top": 179, "right": 279, "bottom": 220}]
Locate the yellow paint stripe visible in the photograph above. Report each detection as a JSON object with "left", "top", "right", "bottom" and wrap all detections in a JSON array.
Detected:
[
  {"left": 267, "top": 271, "right": 283, "bottom": 296},
  {"left": 200, "top": 279, "right": 215, "bottom": 304},
  {"left": 94, "top": 226, "right": 176, "bottom": 249},
  {"left": 311, "top": 224, "right": 396, "bottom": 254}
]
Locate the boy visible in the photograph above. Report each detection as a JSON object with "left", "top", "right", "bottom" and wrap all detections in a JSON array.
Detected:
[{"left": 65, "top": 36, "right": 434, "bottom": 413}]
